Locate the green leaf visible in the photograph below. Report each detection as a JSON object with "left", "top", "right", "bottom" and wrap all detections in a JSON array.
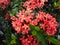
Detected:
[
  {"left": 29, "top": 24, "right": 40, "bottom": 31},
  {"left": 9, "top": 7, "right": 18, "bottom": 16},
  {"left": 10, "top": 40, "right": 16, "bottom": 44},
  {"left": 29, "top": 24, "right": 47, "bottom": 45},
  {"left": 56, "top": 1, "right": 60, "bottom": 6},
  {"left": 53, "top": 1, "right": 60, "bottom": 8},
  {"left": 35, "top": 26, "right": 40, "bottom": 31},
  {"left": 36, "top": 31, "right": 47, "bottom": 45},
  {"left": 12, "top": 4, "right": 18, "bottom": 8},
  {"left": 11, "top": 0, "right": 18, "bottom": 7},
  {"left": 11, "top": 34, "right": 17, "bottom": 40},
  {"left": 48, "top": 37, "right": 60, "bottom": 45},
  {"left": 31, "top": 30, "right": 36, "bottom": 36},
  {"left": 29, "top": 24, "right": 35, "bottom": 30},
  {"left": 36, "top": 31, "right": 45, "bottom": 41},
  {"left": 18, "top": 5, "right": 22, "bottom": 10}
]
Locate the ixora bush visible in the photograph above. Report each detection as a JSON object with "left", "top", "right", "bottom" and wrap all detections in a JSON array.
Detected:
[{"left": 0, "top": 0, "right": 60, "bottom": 45}]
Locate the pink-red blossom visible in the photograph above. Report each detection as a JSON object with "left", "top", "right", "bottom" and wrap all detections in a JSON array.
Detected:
[
  {"left": 19, "top": 35, "right": 39, "bottom": 45},
  {"left": 23, "top": 0, "right": 48, "bottom": 9},
  {"left": 36, "top": 11, "right": 58, "bottom": 36},
  {"left": 5, "top": 13, "right": 10, "bottom": 20},
  {"left": 58, "top": 5, "right": 60, "bottom": 9},
  {"left": 0, "top": 0, "right": 10, "bottom": 9},
  {"left": 11, "top": 10, "right": 34, "bottom": 34}
]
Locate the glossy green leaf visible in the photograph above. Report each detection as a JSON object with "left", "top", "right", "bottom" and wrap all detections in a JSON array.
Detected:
[
  {"left": 36, "top": 31, "right": 47, "bottom": 45},
  {"left": 29, "top": 24, "right": 40, "bottom": 31},
  {"left": 10, "top": 40, "right": 16, "bottom": 44},
  {"left": 29, "top": 24, "right": 47, "bottom": 45},
  {"left": 29, "top": 24, "right": 35, "bottom": 30},
  {"left": 11, "top": 34, "right": 17, "bottom": 40},
  {"left": 53, "top": 1, "right": 60, "bottom": 8},
  {"left": 9, "top": 8, "right": 18, "bottom": 16},
  {"left": 48, "top": 37, "right": 60, "bottom": 45},
  {"left": 53, "top": 2, "right": 57, "bottom": 7},
  {"left": 31, "top": 30, "right": 36, "bottom": 36},
  {"left": 56, "top": 1, "right": 60, "bottom": 6},
  {"left": 35, "top": 26, "right": 40, "bottom": 31}
]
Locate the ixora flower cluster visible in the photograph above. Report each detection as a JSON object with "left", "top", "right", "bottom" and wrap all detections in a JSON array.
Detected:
[
  {"left": 23, "top": 0, "right": 48, "bottom": 9},
  {"left": 19, "top": 35, "right": 39, "bottom": 45},
  {"left": 58, "top": 5, "right": 60, "bottom": 9},
  {"left": 0, "top": 0, "right": 10, "bottom": 9},
  {"left": 36, "top": 11, "right": 58, "bottom": 36},
  {"left": 11, "top": 10, "right": 58, "bottom": 45},
  {"left": 11, "top": 10, "right": 58, "bottom": 36},
  {"left": 11, "top": 0, "right": 58, "bottom": 45}
]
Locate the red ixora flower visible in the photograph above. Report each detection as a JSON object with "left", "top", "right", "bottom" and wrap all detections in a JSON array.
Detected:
[
  {"left": 5, "top": 13, "right": 10, "bottom": 20},
  {"left": 23, "top": 0, "right": 48, "bottom": 9},
  {"left": 58, "top": 5, "right": 60, "bottom": 9},
  {"left": 19, "top": 35, "right": 39, "bottom": 45},
  {"left": 11, "top": 10, "right": 34, "bottom": 34},
  {"left": 0, "top": 0, "right": 10, "bottom": 9},
  {"left": 36, "top": 11, "right": 58, "bottom": 36}
]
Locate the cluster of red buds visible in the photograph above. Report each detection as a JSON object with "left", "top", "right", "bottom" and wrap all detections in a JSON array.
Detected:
[
  {"left": 0, "top": 0, "right": 10, "bottom": 9},
  {"left": 19, "top": 35, "right": 39, "bottom": 45},
  {"left": 58, "top": 5, "right": 60, "bottom": 9},
  {"left": 5, "top": 13, "right": 10, "bottom": 20},
  {"left": 23, "top": 0, "right": 48, "bottom": 10},
  {"left": 11, "top": 10, "right": 33, "bottom": 34},
  {"left": 36, "top": 11, "right": 58, "bottom": 36}
]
